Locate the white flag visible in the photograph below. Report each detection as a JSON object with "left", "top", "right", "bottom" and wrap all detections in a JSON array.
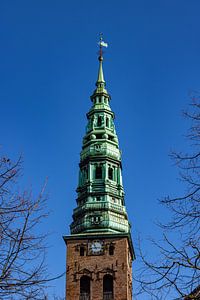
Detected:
[{"left": 98, "top": 41, "right": 108, "bottom": 48}]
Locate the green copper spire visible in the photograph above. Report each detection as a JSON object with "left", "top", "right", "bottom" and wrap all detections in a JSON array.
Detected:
[
  {"left": 70, "top": 38, "right": 131, "bottom": 235},
  {"left": 96, "top": 55, "right": 105, "bottom": 85}
]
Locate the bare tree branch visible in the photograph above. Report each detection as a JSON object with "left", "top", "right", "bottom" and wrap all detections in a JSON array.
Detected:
[
  {"left": 0, "top": 153, "right": 64, "bottom": 299},
  {"left": 135, "top": 92, "right": 200, "bottom": 299}
]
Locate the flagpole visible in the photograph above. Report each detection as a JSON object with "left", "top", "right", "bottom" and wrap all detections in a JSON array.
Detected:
[{"left": 99, "top": 33, "right": 103, "bottom": 58}]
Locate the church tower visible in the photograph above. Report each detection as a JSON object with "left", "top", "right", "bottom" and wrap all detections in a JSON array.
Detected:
[{"left": 64, "top": 38, "right": 135, "bottom": 300}]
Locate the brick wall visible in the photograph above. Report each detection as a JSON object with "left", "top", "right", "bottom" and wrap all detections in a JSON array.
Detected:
[{"left": 65, "top": 236, "right": 132, "bottom": 300}]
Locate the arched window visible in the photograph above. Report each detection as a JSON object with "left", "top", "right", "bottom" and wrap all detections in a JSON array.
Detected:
[
  {"left": 109, "top": 244, "right": 115, "bottom": 256},
  {"left": 103, "top": 275, "right": 113, "bottom": 300},
  {"left": 95, "top": 166, "right": 102, "bottom": 179},
  {"left": 80, "top": 246, "right": 85, "bottom": 256},
  {"left": 80, "top": 275, "right": 90, "bottom": 300},
  {"left": 108, "top": 167, "right": 113, "bottom": 180}
]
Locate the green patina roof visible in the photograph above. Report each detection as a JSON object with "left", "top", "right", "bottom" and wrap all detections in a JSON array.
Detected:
[
  {"left": 96, "top": 56, "right": 105, "bottom": 85},
  {"left": 70, "top": 50, "right": 131, "bottom": 236},
  {"left": 91, "top": 53, "right": 109, "bottom": 97}
]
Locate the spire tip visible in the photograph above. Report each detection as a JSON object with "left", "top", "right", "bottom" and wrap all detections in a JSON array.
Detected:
[{"left": 98, "top": 33, "right": 108, "bottom": 60}]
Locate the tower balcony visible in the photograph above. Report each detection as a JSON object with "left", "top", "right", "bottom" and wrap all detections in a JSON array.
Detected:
[
  {"left": 73, "top": 201, "right": 127, "bottom": 216},
  {"left": 70, "top": 202, "right": 130, "bottom": 234},
  {"left": 81, "top": 143, "right": 121, "bottom": 161},
  {"left": 70, "top": 217, "right": 129, "bottom": 234}
]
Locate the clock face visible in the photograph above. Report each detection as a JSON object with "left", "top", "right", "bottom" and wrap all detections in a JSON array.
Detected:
[{"left": 89, "top": 240, "right": 103, "bottom": 254}]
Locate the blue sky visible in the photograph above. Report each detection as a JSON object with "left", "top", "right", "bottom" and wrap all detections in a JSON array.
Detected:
[{"left": 0, "top": 0, "right": 200, "bottom": 298}]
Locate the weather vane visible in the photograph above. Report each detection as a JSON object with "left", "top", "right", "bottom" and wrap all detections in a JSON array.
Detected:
[{"left": 98, "top": 33, "right": 108, "bottom": 58}]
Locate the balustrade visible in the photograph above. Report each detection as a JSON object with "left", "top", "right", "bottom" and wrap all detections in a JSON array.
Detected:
[
  {"left": 103, "top": 291, "right": 113, "bottom": 300},
  {"left": 80, "top": 292, "right": 90, "bottom": 300},
  {"left": 74, "top": 202, "right": 125, "bottom": 215}
]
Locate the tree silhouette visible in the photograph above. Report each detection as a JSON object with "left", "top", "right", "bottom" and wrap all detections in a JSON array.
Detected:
[
  {"left": 0, "top": 154, "right": 50, "bottom": 299},
  {"left": 135, "top": 92, "right": 200, "bottom": 299}
]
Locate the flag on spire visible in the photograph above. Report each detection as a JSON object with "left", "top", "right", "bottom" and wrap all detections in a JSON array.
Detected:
[
  {"left": 98, "top": 33, "right": 108, "bottom": 48},
  {"left": 98, "top": 40, "right": 108, "bottom": 48}
]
